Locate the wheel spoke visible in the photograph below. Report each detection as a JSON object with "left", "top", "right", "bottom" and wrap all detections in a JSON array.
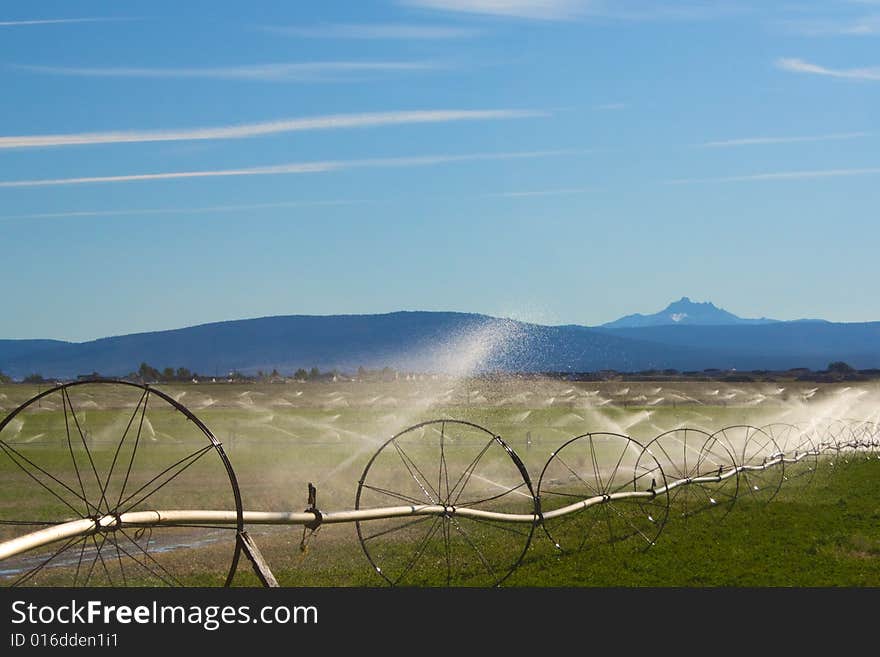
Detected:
[
  {"left": 457, "top": 513, "right": 531, "bottom": 539},
  {"left": 0, "top": 441, "right": 85, "bottom": 517},
  {"left": 116, "top": 532, "right": 182, "bottom": 586},
  {"left": 361, "top": 515, "right": 433, "bottom": 543},
  {"left": 391, "top": 439, "right": 439, "bottom": 504},
  {"left": 683, "top": 429, "right": 689, "bottom": 475},
  {"left": 443, "top": 517, "right": 452, "bottom": 586},
  {"left": 72, "top": 536, "right": 89, "bottom": 586},
  {"left": 698, "top": 441, "right": 725, "bottom": 470},
  {"left": 117, "top": 444, "right": 214, "bottom": 514},
  {"left": 115, "top": 389, "right": 150, "bottom": 511},
  {"left": 652, "top": 441, "right": 676, "bottom": 473},
  {"left": 449, "top": 438, "right": 495, "bottom": 506},
  {"left": 606, "top": 501, "right": 654, "bottom": 546},
  {"left": 589, "top": 435, "right": 604, "bottom": 493},
  {"left": 602, "top": 503, "right": 615, "bottom": 545},
  {"left": 110, "top": 535, "right": 128, "bottom": 586},
  {"left": 82, "top": 534, "right": 108, "bottom": 586},
  {"left": 97, "top": 389, "right": 147, "bottom": 515},
  {"left": 392, "top": 516, "right": 442, "bottom": 585},
  {"left": 606, "top": 442, "right": 630, "bottom": 493},
  {"left": 554, "top": 454, "right": 601, "bottom": 498},
  {"left": 550, "top": 503, "right": 594, "bottom": 534},
  {"left": 439, "top": 421, "right": 450, "bottom": 503},
  {"left": 61, "top": 390, "right": 93, "bottom": 516},
  {"left": 696, "top": 482, "right": 729, "bottom": 506},
  {"left": 684, "top": 433, "right": 716, "bottom": 471},
  {"left": 746, "top": 435, "right": 775, "bottom": 463},
  {"left": 449, "top": 516, "right": 495, "bottom": 579},
  {"left": 118, "top": 528, "right": 184, "bottom": 587},
  {"left": 63, "top": 388, "right": 104, "bottom": 507},
  {"left": 611, "top": 467, "right": 657, "bottom": 496},
  {"left": 10, "top": 535, "right": 87, "bottom": 587},
  {"left": 668, "top": 484, "right": 685, "bottom": 510},
  {"left": 454, "top": 481, "right": 528, "bottom": 508},
  {"left": 361, "top": 483, "right": 432, "bottom": 506},
  {"left": 575, "top": 509, "right": 603, "bottom": 552},
  {"left": 742, "top": 472, "right": 759, "bottom": 501},
  {"left": 91, "top": 535, "right": 115, "bottom": 586}
]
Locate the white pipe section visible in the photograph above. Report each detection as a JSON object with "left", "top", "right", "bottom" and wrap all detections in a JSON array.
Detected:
[
  {"left": 540, "top": 489, "right": 655, "bottom": 521},
  {"left": 0, "top": 443, "right": 860, "bottom": 563},
  {"left": 0, "top": 518, "right": 96, "bottom": 561}
]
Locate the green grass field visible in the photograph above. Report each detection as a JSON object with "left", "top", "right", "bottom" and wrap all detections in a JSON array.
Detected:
[
  {"left": 243, "top": 456, "right": 880, "bottom": 587},
  {"left": 0, "top": 379, "right": 878, "bottom": 586}
]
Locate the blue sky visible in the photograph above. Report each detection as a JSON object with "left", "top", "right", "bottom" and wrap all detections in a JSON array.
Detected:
[{"left": 1, "top": 0, "right": 878, "bottom": 341}]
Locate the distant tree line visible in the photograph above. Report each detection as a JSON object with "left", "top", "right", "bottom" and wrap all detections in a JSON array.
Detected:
[
  {"left": 0, "top": 361, "right": 874, "bottom": 385},
  {"left": 132, "top": 362, "right": 198, "bottom": 383},
  {"left": 293, "top": 367, "right": 321, "bottom": 381},
  {"left": 556, "top": 361, "right": 874, "bottom": 384}
]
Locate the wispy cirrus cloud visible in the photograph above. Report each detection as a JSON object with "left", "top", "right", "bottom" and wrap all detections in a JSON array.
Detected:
[
  {"left": 0, "top": 109, "right": 545, "bottom": 150},
  {"left": 780, "top": 15, "right": 880, "bottom": 37},
  {"left": 399, "top": 0, "right": 746, "bottom": 21},
  {"left": 12, "top": 60, "right": 440, "bottom": 82},
  {"left": 262, "top": 22, "right": 481, "bottom": 39},
  {"left": 483, "top": 187, "right": 591, "bottom": 197},
  {"left": 0, "top": 17, "right": 131, "bottom": 27},
  {"left": 3, "top": 189, "right": 595, "bottom": 221},
  {"left": 399, "top": 0, "right": 588, "bottom": 20},
  {"left": 589, "top": 1, "right": 747, "bottom": 22},
  {"left": 0, "top": 149, "right": 580, "bottom": 188},
  {"left": 0, "top": 199, "right": 374, "bottom": 222},
  {"left": 667, "top": 167, "right": 880, "bottom": 184},
  {"left": 700, "top": 132, "right": 872, "bottom": 148},
  {"left": 776, "top": 57, "right": 880, "bottom": 80}
]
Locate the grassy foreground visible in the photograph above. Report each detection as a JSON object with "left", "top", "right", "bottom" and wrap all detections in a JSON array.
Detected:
[
  {"left": 1, "top": 380, "right": 878, "bottom": 586},
  {"left": 250, "top": 457, "right": 880, "bottom": 587}
]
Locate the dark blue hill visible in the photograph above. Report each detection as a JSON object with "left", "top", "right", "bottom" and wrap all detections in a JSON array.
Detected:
[{"left": 1, "top": 311, "right": 877, "bottom": 378}]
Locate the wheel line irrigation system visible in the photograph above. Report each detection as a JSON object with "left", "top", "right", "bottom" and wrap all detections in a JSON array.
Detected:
[{"left": 0, "top": 380, "right": 877, "bottom": 587}]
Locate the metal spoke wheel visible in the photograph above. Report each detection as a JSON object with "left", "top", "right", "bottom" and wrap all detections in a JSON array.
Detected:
[
  {"left": 538, "top": 433, "right": 669, "bottom": 553},
  {"left": 0, "top": 380, "right": 243, "bottom": 587},
  {"left": 835, "top": 420, "right": 861, "bottom": 457},
  {"left": 846, "top": 420, "right": 878, "bottom": 459},
  {"left": 638, "top": 428, "right": 739, "bottom": 521},
  {"left": 761, "top": 423, "right": 818, "bottom": 486},
  {"left": 820, "top": 420, "right": 856, "bottom": 463},
  {"left": 857, "top": 421, "right": 880, "bottom": 459},
  {"left": 355, "top": 420, "right": 537, "bottom": 587},
  {"left": 711, "top": 425, "right": 783, "bottom": 506}
]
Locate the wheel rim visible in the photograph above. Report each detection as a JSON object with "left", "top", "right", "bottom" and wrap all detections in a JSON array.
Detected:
[
  {"left": 639, "top": 428, "right": 739, "bottom": 521},
  {"left": 355, "top": 420, "right": 537, "bottom": 587},
  {"left": 761, "top": 423, "right": 818, "bottom": 487},
  {"left": 711, "top": 425, "right": 784, "bottom": 506},
  {"left": 538, "top": 432, "right": 669, "bottom": 553},
  {"left": 0, "top": 380, "right": 243, "bottom": 587}
]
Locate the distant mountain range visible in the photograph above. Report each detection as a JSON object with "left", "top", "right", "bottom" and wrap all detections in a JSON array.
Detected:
[
  {"left": 602, "top": 296, "right": 783, "bottom": 328},
  {"left": 0, "top": 300, "right": 877, "bottom": 379}
]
